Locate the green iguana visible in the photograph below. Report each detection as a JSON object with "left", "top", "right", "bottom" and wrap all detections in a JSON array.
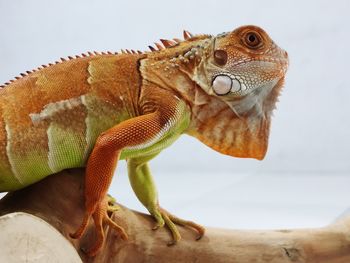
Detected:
[{"left": 0, "top": 25, "right": 288, "bottom": 256}]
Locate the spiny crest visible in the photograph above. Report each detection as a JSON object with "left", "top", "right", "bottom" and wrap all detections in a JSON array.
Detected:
[
  {"left": 183, "top": 30, "right": 193, "bottom": 40},
  {"left": 0, "top": 29, "right": 201, "bottom": 88},
  {"left": 0, "top": 51, "right": 120, "bottom": 89},
  {"left": 147, "top": 30, "right": 196, "bottom": 52},
  {"left": 120, "top": 49, "right": 143, "bottom": 55}
]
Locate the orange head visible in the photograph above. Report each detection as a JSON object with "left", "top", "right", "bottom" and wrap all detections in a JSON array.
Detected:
[
  {"left": 194, "top": 25, "right": 288, "bottom": 115},
  {"left": 141, "top": 25, "right": 288, "bottom": 160},
  {"left": 187, "top": 25, "right": 289, "bottom": 159}
]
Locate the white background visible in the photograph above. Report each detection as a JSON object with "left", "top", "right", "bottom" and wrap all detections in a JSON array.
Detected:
[{"left": 0, "top": 0, "right": 349, "bottom": 229}]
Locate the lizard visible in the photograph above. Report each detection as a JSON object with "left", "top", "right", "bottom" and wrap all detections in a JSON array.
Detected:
[{"left": 0, "top": 25, "right": 288, "bottom": 256}]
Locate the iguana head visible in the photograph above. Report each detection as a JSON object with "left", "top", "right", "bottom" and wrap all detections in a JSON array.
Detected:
[
  {"left": 194, "top": 25, "right": 288, "bottom": 113},
  {"left": 188, "top": 25, "right": 288, "bottom": 159},
  {"left": 141, "top": 25, "right": 288, "bottom": 160}
]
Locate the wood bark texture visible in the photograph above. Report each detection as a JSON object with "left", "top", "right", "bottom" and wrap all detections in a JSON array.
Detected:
[{"left": 0, "top": 168, "right": 349, "bottom": 263}]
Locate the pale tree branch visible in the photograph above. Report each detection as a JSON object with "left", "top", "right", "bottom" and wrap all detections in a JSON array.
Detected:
[{"left": 0, "top": 169, "right": 349, "bottom": 263}]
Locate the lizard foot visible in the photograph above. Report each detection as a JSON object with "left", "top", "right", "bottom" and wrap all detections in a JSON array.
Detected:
[
  {"left": 152, "top": 207, "right": 205, "bottom": 245},
  {"left": 107, "top": 194, "right": 120, "bottom": 213},
  {"left": 70, "top": 197, "right": 128, "bottom": 257}
]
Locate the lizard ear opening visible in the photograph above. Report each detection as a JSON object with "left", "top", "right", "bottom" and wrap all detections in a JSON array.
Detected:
[{"left": 212, "top": 75, "right": 232, "bottom": 95}]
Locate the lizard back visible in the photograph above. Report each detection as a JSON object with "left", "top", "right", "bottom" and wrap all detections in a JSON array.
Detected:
[{"left": 0, "top": 53, "right": 142, "bottom": 191}]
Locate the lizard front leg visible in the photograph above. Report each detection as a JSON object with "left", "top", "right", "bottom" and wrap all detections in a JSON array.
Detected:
[
  {"left": 127, "top": 158, "right": 205, "bottom": 245},
  {"left": 70, "top": 111, "right": 171, "bottom": 257}
]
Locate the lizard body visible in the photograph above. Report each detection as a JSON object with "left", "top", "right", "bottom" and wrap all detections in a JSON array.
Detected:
[
  {"left": 0, "top": 54, "right": 142, "bottom": 190},
  {"left": 0, "top": 26, "right": 288, "bottom": 256}
]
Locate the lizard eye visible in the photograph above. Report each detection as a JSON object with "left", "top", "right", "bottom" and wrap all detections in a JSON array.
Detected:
[
  {"left": 213, "top": 50, "right": 227, "bottom": 66},
  {"left": 243, "top": 31, "right": 262, "bottom": 49}
]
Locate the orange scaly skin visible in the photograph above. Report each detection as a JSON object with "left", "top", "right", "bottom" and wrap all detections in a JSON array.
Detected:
[{"left": 0, "top": 26, "right": 288, "bottom": 256}]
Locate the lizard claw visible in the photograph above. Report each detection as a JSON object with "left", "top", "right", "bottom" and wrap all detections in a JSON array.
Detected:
[
  {"left": 71, "top": 196, "right": 127, "bottom": 257},
  {"left": 151, "top": 210, "right": 165, "bottom": 230},
  {"left": 196, "top": 233, "right": 204, "bottom": 241},
  {"left": 151, "top": 207, "right": 205, "bottom": 245},
  {"left": 167, "top": 239, "right": 177, "bottom": 246},
  {"left": 152, "top": 220, "right": 165, "bottom": 231},
  {"left": 107, "top": 194, "right": 120, "bottom": 212},
  {"left": 152, "top": 224, "right": 161, "bottom": 231},
  {"left": 165, "top": 210, "right": 205, "bottom": 241}
]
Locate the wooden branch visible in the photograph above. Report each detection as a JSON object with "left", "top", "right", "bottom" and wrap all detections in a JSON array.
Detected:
[{"left": 0, "top": 168, "right": 350, "bottom": 263}]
